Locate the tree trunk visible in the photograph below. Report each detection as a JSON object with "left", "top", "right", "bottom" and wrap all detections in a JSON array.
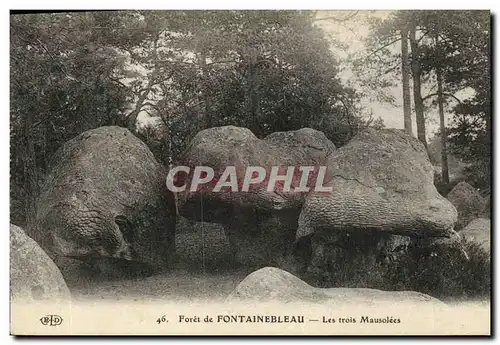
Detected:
[
  {"left": 199, "top": 49, "right": 212, "bottom": 129},
  {"left": 400, "top": 29, "right": 412, "bottom": 135},
  {"left": 244, "top": 48, "right": 262, "bottom": 135},
  {"left": 126, "top": 38, "right": 160, "bottom": 131},
  {"left": 23, "top": 93, "right": 40, "bottom": 226},
  {"left": 127, "top": 76, "right": 156, "bottom": 130},
  {"left": 409, "top": 26, "right": 428, "bottom": 149},
  {"left": 248, "top": 65, "right": 260, "bottom": 133},
  {"left": 435, "top": 35, "right": 449, "bottom": 185}
]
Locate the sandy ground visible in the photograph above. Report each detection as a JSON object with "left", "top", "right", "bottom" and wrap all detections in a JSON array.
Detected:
[
  {"left": 62, "top": 224, "right": 256, "bottom": 302},
  {"left": 68, "top": 269, "right": 250, "bottom": 302}
]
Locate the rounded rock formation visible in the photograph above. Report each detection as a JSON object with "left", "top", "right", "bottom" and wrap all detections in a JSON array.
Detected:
[
  {"left": 10, "top": 224, "right": 71, "bottom": 302},
  {"left": 295, "top": 128, "right": 458, "bottom": 280},
  {"left": 447, "top": 181, "right": 486, "bottom": 230},
  {"left": 298, "top": 128, "right": 457, "bottom": 239},
  {"left": 174, "top": 126, "right": 336, "bottom": 266},
  {"left": 227, "top": 267, "right": 446, "bottom": 307},
  {"left": 29, "top": 126, "right": 176, "bottom": 276},
  {"left": 460, "top": 218, "right": 490, "bottom": 255}
]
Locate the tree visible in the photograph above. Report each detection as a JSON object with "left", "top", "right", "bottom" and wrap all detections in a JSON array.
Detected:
[
  {"left": 11, "top": 10, "right": 366, "bottom": 223},
  {"left": 408, "top": 22, "right": 428, "bottom": 148},
  {"left": 139, "top": 10, "right": 366, "bottom": 161},
  {"left": 434, "top": 34, "right": 449, "bottom": 185},
  {"left": 443, "top": 11, "right": 490, "bottom": 191},
  {"left": 352, "top": 11, "right": 429, "bottom": 144},
  {"left": 10, "top": 12, "right": 131, "bottom": 225},
  {"left": 400, "top": 28, "right": 412, "bottom": 134},
  {"left": 413, "top": 10, "right": 490, "bottom": 189},
  {"left": 354, "top": 10, "right": 489, "bottom": 191}
]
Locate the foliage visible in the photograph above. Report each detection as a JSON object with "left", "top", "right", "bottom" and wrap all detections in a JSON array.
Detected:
[
  {"left": 135, "top": 10, "right": 368, "bottom": 164},
  {"left": 396, "top": 240, "right": 490, "bottom": 301},
  {"left": 304, "top": 239, "right": 490, "bottom": 301},
  {"left": 10, "top": 13, "right": 131, "bottom": 225},
  {"left": 11, "top": 10, "right": 365, "bottom": 223}
]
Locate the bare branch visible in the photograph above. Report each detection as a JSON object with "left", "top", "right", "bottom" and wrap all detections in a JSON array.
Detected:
[
  {"left": 382, "top": 63, "right": 400, "bottom": 76},
  {"left": 314, "top": 11, "right": 359, "bottom": 23},
  {"left": 142, "top": 102, "right": 160, "bottom": 111},
  {"left": 158, "top": 114, "right": 170, "bottom": 128},
  {"left": 109, "top": 77, "right": 128, "bottom": 89},
  {"left": 422, "top": 92, "right": 463, "bottom": 104},
  {"left": 365, "top": 37, "right": 401, "bottom": 60},
  {"left": 417, "top": 30, "right": 430, "bottom": 44},
  {"left": 206, "top": 59, "right": 239, "bottom": 66}
]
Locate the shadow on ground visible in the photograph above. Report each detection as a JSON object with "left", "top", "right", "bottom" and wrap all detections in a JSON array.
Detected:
[{"left": 62, "top": 222, "right": 255, "bottom": 302}]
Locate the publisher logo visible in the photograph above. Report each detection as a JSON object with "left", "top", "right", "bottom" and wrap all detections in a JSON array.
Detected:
[{"left": 40, "top": 315, "right": 63, "bottom": 326}]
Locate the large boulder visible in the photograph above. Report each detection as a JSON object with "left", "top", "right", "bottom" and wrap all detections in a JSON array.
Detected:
[
  {"left": 447, "top": 182, "right": 486, "bottom": 230},
  {"left": 482, "top": 197, "right": 491, "bottom": 218},
  {"left": 227, "top": 267, "right": 445, "bottom": 307},
  {"left": 174, "top": 126, "right": 336, "bottom": 266},
  {"left": 460, "top": 218, "right": 490, "bottom": 255},
  {"left": 264, "top": 128, "right": 337, "bottom": 162},
  {"left": 10, "top": 224, "right": 71, "bottom": 302},
  {"left": 29, "top": 126, "right": 176, "bottom": 277},
  {"left": 296, "top": 128, "right": 458, "bottom": 281}
]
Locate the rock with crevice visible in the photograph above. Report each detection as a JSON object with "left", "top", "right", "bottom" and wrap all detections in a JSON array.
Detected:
[{"left": 175, "top": 126, "right": 336, "bottom": 266}]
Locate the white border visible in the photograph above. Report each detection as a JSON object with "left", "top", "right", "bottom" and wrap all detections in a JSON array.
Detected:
[{"left": 1, "top": 3, "right": 498, "bottom": 344}]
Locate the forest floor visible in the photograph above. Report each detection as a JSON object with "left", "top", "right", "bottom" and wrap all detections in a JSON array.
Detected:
[
  {"left": 63, "top": 225, "right": 255, "bottom": 302},
  {"left": 60, "top": 222, "right": 491, "bottom": 305}
]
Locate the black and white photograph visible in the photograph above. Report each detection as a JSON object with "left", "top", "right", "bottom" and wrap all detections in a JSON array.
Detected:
[{"left": 8, "top": 9, "right": 492, "bottom": 336}]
